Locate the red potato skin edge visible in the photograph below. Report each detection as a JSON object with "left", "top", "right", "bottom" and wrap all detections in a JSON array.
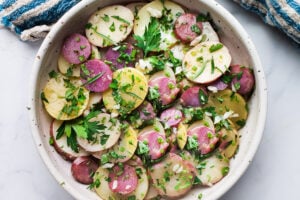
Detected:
[{"left": 50, "top": 120, "right": 77, "bottom": 161}]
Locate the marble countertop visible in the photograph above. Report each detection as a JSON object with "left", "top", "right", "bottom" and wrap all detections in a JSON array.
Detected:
[{"left": 0, "top": 1, "right": 299, "bottom": 200}]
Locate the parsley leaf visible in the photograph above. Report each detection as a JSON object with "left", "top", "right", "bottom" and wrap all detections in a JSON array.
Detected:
[
  {"left": 66, "top": 129, "right": 79, "bottom": 153},
  {"left": 133, "top": 17, "right": 161, "bottom": 56},
  {"left": 40, "top": 92, "right": 48, "bottom": 103},
  {"left": 191, "top": 24, "right": 201, "bottom": 34}
]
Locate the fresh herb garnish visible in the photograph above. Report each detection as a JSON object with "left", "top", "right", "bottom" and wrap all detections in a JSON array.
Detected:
[
  {"left": 198, "top": 89, "right": 208, "bottom": 105},
  {"left": 191, "top": 24, "right": 201, "bottom": 34},
  {"left": 111, "top": 15, "right": 130, "bottom": 25},
  {"left": 48, "top": 70, "right": 58, "bottom": 79},
  {"left": 222, "top": 166, "right": 230, "bottom": 176},
  {"left": 90, "top": 26, "right": 114, "bottom": 45},
  {"left": 101, "top": 14, "right": 110, "bottom": 22},
  {"left": 82, "top": 72, "right": 104, "bottom": 87},
  {"left": 134, "top": 17, "right": 161, "bottom": 56},
  {"left": 209, "top": 43, "right": 223, "bottom": 53},
  {"left": 55, "top": 111, "right": 107, "bottom": 152},
  {"left": 109, "top": 22, "right": 115, "bottom": 32},
  {"left": 186, "top": 136, "right": 199, "bottom": 151},
  {"left": 211, "top": 57, "right": 215, "bottom": 74},
  {"left": 40, "top": 92, "right": 48, "bottom": 103}
]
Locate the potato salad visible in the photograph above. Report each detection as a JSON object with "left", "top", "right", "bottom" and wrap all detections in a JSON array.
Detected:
[{"left": 41, "top": 1, "right": 255, "bottom": 199}]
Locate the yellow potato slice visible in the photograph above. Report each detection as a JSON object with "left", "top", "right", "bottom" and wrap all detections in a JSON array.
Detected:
[
  {"left": 86, "top": 5, "right": 134, "bottom": 47},
  {"left": 57, "top": 54, "right": 80, "bottom": 77},
  {"left": 206, "top": 89, "right": 248, "bottom": 129},
  {"left": 102, "top": 68, "right": 148, "bottom": 115},
  {"left": 183, "top": 41, "right": 231, "bottom": 84},
  {"left": 93, "top": 167, "right": 118, "bottom": 200},
  {"left": 219, "top": 122, "right": 240, "bottom": 158},
  {"left": 42, "top": 75, "right": 89, "bottom": 120},
  {"left": 177, "top": 122, "right": 188, "bottom": 150},
  {"left": 109, "top": 126, "right": 138, "bottom": 163}
]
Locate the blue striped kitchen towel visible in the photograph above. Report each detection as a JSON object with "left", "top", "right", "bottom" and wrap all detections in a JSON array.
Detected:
[
  {"left": 0, "top": 0, "right": 80, "bottom": 41},
  {"left": 0, "top": 0, "right": 299, "bottom": 43},
  {"left": 234, "top": 0, "right": 300, "bottom": 44}
]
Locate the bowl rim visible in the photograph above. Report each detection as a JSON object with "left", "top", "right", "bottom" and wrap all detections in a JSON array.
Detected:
[{"left": 28, "top": 0, "right": 267, "bottom": 199}]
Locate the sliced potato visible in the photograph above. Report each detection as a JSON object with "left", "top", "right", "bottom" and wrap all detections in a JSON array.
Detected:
[
  {"left": 190, "top": 22, "right": 220, "bottom": 46},
  {"left": 197, "top": 154, "right": 229, "bottom": 186},
  {"left": 93, "top": 166, "right": 148, "bottom": 200},
  {"left": 42, "top": 75, "right": 89, "bottom": 120},
  {"left": 183, "top": 41, "right": 231, "bottom": 84},
  {"left": 90, "top": 45, "right": 101, "bottom": 59},
  {"left": 219, "top": 124, "right": 240, "bottom": 158},
  {"left": 176, "top": 122, "right": 188, "bottom": 150},
  {"left": 108, "top": 126, "right": 138, "bottom": 163},
  {"left": 206, "top": 89, "right": 248, "bottom": 129},
  {"left": 57, "top": 54, "right": 80, "bottom": 77},
  {"left": 134, "top": 0, "right": 185, "bottom": 50},
  {"left": 149, "top": 153, "right": 194, "bottom": 198},
  {"left": 77, "top": 113, "right": 121, "bottom": 152},
  {"left": 102, "top": 68, "right": 148, "bottom": 115},
  {"left": 86, "top": 5, "right": 134, "bottom": 47}
]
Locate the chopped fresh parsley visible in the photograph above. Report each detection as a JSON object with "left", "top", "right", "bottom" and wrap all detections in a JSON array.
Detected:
[
  {"left": 40, "top": 92, "right": 48, "bottom": 103},
  {"left": 101, "top": 14, "right": 110, "bottom": 22},
  {"left": 222, "top": 166, "right": 230, "bottom": 176},
  {"left": 186, "top": 136, "right": 199, "bottom": 151},
  {"left": 134, "top": 17, "right": 161, "bottom": 56},
  {"left": 48, "top": 70, "right": 58, "bottom": 79},
  {"left": 109, "top": 22, "right": 115, "bottom": 32},
  {"left": 191, "top": 24, "right": 201, "bottom": 34},
  {"left": 88, "top": 176, "right": 101, "bottom": 190},
  {"left": 236, "top": 119, "right": 246, "bottom": 127},
  {"left": 137, "top": 141, "right": 149, "bottom": 155}
]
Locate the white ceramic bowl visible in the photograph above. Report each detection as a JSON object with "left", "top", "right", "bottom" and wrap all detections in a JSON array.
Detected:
[{"left": 29, "top": 0, "right": 267, "bottom": 199}]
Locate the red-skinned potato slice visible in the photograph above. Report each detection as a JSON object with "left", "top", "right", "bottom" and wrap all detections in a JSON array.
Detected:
[
  {"left": 50, "top": 120, "right": 89, "bottom": 161},
  {"left": 62, "top": 33, "right": 91, "bottom": 64},
  {"left": 109, "top": 164, "right": 138, "bottom": 195},
  {"left": 174, "top": 13, "right": 203, "bottom": 43},
  {"left": 93, "top": 165, "right": 148, "bottom": 200},
  {"left": 80, "top": 59, "right": 113, "bottom": 92},
  {"left": 71, "top": 156, "right": 99, "bottom": 184}
]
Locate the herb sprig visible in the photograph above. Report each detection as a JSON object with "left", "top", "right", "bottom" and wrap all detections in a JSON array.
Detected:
[{"left": 134, "top": 17, "right": 161, "bottom": 56}]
